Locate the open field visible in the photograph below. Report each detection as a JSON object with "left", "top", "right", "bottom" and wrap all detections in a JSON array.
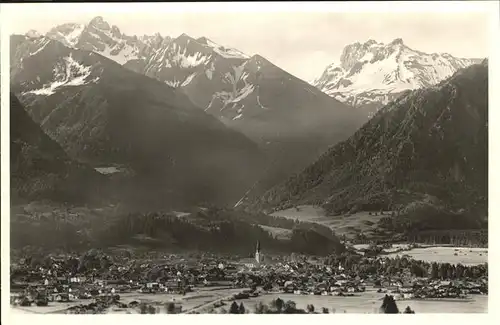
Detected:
[
  {"left": 216, "top": 287, "right": 487, "bottom": 314},
  {"left": 242, "top": 292, "right": 487, "bottom": 313},
  {"left": 10, "top": 300, "right": 86, "bottom": 314},
  {"left": 10, "top": 287, "right": 488, "bottom": 314},
  {"left": 271, "top": 205, "right": 385, "bottom": 238},
  {"left": 10, "top": 287, "right": 248, "bottom": 314},
  {"left": 386, "top": 247, "right": 488, "bottom": 266}
]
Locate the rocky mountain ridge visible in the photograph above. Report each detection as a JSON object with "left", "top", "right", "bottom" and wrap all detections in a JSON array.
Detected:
[{"left": 312, "top": 38, "right": 482, "bottom": 116}]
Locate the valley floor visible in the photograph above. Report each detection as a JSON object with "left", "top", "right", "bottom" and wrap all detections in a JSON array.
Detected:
[{"left": 11, "top": 285, "right": 488, "bottom": 314}]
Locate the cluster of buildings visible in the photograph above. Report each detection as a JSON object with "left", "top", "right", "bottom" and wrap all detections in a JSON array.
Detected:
[
  {"left": 388, "top": 279, "right": 488, "bottom": 300},
  {"left": 10, "top": 241, "right": 488, "bottom": 312}
]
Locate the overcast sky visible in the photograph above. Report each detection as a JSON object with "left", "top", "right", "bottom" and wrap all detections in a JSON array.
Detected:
[{"left": 2, "top": 2, "right": 494, "bottom": 81}]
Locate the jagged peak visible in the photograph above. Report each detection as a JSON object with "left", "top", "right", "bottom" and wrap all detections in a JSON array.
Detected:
[
  {"left": 325, "top": 61, "right": 343, "bottom": 71},
  {"left": 47, "top": 22, "right": 83, "bottom": 33},
  {"left": 172, "top": 33, "right": 198, "bottom": 46},
  {"left": 176, "top": 33, "right": 193, "bottom": 40},
  {"left": 89, "top": 16, "right": 104, "bottom": 24},
  {"left": 390, "top": 38, "right": 404, "bottom": 46},
  {"left": 251, "top": 54, "right": 265, "bottom": 60},
  {"left": 89, "top": 16, "right": 110, "bottom": 30},
  {"left": 110, "top": 25, "right": 121, "bottom": 37},
  {"left": 342, "top": 38, "right": 404, "bottom": 52},
  {"left": 250, "top": 54, "right": 268, "bottom": 63}
]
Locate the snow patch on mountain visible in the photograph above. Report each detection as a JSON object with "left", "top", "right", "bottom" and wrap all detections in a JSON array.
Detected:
[
  {"left": 24, "top": 54, "right": 96, "bottom": 96},
  {"left": 29, "top": 38, "right": 51, "bottom": 56},
  {"left": 181, "top": 72, "right": 197, "bottom": 86},
  {"left": 66, "top": 24, "right": 85, "bottom": 46},
  {"left": 163, "top": 72, "right": 198, "bottom": 88},
  {"left": 170, "top": 43, "right": 212, "bottom": 68},
  {"left": 99, "top": 43, "right": 139, "bottom": 65},
  {"left": 165, "top": 79, "right": 182, "bottom": 88},
  {"left": 206, "top": 62, "right": 256, "bottom": 114},
  {"left": 214, "top": 83, "right": 255, "bottom": 110}
]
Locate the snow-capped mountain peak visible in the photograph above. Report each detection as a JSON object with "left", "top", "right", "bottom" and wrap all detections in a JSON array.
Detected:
[
  {"left": 43, "top": 17, "right": 250, "bottom": 70},
  {"left": 312, "top": 38, "right": 479, "bottom": 115},
  {"left": 46, "top": 23, "right": 86, "bottom": 47},
  {"left": 88, "top": 16, "right": 110, "bottom": 30},
  {"left": 45, "top": 17, "right": 152, "bottom": 64},
  {"left": 196, "top": 36, "right": 249, "bottom": 59}
]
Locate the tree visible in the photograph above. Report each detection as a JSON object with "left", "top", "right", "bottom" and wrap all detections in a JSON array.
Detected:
[
  {"left": 307, "top": 304, "right": 315, "bottom": 313},
  {"left": 230, "top": 301, "right": 240, "bottom": 314},
  {"left": 254, "top": 301, "right": 267, "bottom": 314},
  {"left": 456, "top": 263, "right": 465, "bottom": 279},
  {"left": 430, "top": 262, "right": 439, "bottom": 279},
  {"left": 166, "top": 302, "right": 176, "bottom": 314},
  {"left": 275, "top": 297, "right": 284, "bottom": 313},
  {"left": 411, "top": 262, "right": 427, "bottom": 277},
  {"left": 322, "top": 307, "right": 329, "bottom": 314},
  {"left": 239, "top": 302, "right": 246, "bottom": 314},
  {"left": 380, "top": 295, "right": 399, "bottom": 314},
  {"left": 284, "top": 300, "right": 297, "bottom": 313},
  {"left": 439, "top": 263, "right": 448, "bottom": 280},
  {"left": 403, "top": 306, "right": 415, "bottom": 314}
]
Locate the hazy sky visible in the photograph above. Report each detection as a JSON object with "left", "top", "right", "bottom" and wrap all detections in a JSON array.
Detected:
[{"left": 2, "top": 2, "right": 494, "bottom": 81}]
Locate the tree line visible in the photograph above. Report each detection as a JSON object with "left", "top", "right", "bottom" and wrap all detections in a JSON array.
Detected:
[{"left": 325, "top": 252, "right": 487, "bottom": 280}]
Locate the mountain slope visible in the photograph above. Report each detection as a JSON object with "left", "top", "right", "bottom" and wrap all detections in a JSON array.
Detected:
[
  {"left": 10, "top": 93, "right": 106, "bottom": 204},
  {"left": 37, "top": 18, "right": 368, "bottom": 199},
  {"left": 124, "top": 32, "right": 367, "bottom": 202},
  {"left": 255, "top": 61, "right": 488, "bottom": 220},
  {"left": 10, "top": 34, "right": 265, "bottom": 209},
  {"left": 313, "top": 39, "right": 480, "bottom": 116}
]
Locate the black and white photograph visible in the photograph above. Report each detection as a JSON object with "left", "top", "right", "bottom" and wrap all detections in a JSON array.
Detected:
[{"left": 0, "top": 1, "right": 497, "bottom": 319}]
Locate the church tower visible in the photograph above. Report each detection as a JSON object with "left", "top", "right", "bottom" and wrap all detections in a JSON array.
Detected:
[{"left": 255, "top": 240, "right": 261, "bottom": 264}]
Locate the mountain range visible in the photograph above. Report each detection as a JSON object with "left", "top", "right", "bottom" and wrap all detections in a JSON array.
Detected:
[
  {"left": 37, "top": 17, "right": 365, "bottom": 139},
  {"left": 253, "top": 60, "right": 488, "bottom": 224},
  {"left": 10, "top": 17, "right": 488, "bottom": 242},
  {"left": 312, "top": 38, "right": 482, "bottom": 116},
  {"left": 14, "top": 17, "right": 368, "bottom": 203},
  {"left": 10, "top": 34, "right": 266, "bottom": 210}
]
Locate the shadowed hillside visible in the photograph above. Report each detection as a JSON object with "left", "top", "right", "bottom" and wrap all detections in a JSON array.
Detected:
[{"left": 252, "top": 61, "right": 488, "bottom": 229}]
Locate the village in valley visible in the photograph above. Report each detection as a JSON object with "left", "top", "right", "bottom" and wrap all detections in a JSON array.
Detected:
[
  {"left": 10, "top": 240, "right": 488, "bottom": 314},
  {"left": 5, "top": 1, "right": 492, "bottom": 317}
]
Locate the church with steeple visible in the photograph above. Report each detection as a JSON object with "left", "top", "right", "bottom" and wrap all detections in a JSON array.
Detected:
[
  {"left": 255, "top": 240, "right": 261, "bottom": 264},
  {"left": 238, "top": 240, "right": 268, "bottom": 269}
]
